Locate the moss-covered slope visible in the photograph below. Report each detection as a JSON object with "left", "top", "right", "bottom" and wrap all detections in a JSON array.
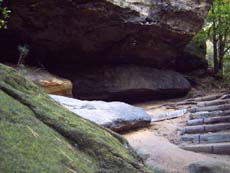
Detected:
[{"left": 0, "top": 64, "right": 154, "bottom": 173}]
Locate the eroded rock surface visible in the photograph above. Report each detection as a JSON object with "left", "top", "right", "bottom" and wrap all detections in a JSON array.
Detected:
[
  {"left": 15, "top": 65, "right": 73, "bottom": 97},
  {"left": 59, "top": 65, "right": 191, "bottom": 102},
  {"left": 50, "top": 95, "right": 151, "bottom": 132},
  {"left": 0, "top": 0, "right": 212, "bottom": 102},
  {"left": 2, "top": 0, "right": 212, "bottom": 69}
]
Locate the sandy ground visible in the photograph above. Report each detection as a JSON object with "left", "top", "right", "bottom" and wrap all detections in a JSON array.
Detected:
[{"left": 124, "top": 100, "right": 230, "bottom": 173}]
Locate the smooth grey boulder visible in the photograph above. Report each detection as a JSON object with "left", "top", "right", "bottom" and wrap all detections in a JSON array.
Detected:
[
  {"left": 50, "top": 95, "right": 151, "bottom": 132},
  {"left": 188, "top": 161, "right": 230, "bottom": 173},
  {"left": 67, "top": 65, "right": 191, "bottom": 102}
]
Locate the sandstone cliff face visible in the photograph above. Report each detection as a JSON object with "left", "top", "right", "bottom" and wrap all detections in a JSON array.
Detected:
[
  {"left": 0, "top": 0, "right": 212, "bottom": 101},
  {"left": 2, "top": 0, "right": 212, "bottom": 69}
]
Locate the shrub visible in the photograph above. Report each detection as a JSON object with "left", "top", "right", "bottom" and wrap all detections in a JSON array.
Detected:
[{"left": 0, "top": 0, "right": 10, "bottom": 29}]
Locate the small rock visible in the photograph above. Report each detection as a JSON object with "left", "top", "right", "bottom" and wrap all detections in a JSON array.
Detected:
[
  {"left": 17, "top": 66, "right": 73, "bottom": 97},
  {"left": 188, "top": 161, "right": 230, "bottom": 173}
]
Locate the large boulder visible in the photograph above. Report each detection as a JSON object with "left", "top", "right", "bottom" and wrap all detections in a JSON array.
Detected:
[
  {"left": 0, "top": 63, "right": 155, "bottom": 173},
  {"left": 55, "top": 65, "right": 191, "bottom": 102},
  {"left": 1, "top": 0, "right": 212, "bottom": 70},
  {"left": 50, "top": 95, "right": 151, "bottom": 132}
]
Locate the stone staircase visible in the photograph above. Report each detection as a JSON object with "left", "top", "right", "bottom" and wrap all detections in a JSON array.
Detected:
[{"left": 180, "top": 93, "right": 230, "bottom": 155}]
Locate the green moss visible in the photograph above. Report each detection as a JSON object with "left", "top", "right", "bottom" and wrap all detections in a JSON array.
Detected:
[
  {"left": 0, "top": 90, "right": 94, "bottom": 173},
  {"left": 0, "top": 64, "right": 155, "bottom": 173}
]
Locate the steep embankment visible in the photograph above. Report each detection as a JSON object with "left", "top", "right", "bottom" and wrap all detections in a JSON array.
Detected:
[{"left": 0, "top": 64, "right": 157, "bottom": 173}]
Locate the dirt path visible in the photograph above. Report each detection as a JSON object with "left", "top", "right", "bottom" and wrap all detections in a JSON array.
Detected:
[{"left": 124, "top": 100, "right": 230, "bottom": 173}]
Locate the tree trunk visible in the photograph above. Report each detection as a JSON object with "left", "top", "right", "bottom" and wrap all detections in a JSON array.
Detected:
[
  {"left": 218, "top": 34, "right": 225, "bottom": 76},
  {"left": 212, "top": 12, "right": 219, "bottom": 74}
]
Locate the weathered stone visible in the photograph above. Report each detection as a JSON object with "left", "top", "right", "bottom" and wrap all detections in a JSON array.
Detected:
[
  {"left": 21, "top": 66, "right": 73, "bottom": 97},
  {"left": 176, "top": 39, "right": 208, "bottom": 72},
  {"left": 50, "top": 95, "right": 151, "bottom": 132},
  {"left": 1, "top": 0, "right": 212, "bottom": 70},
  {"left": 61, "top": 65, "right": 191, "bottom": 102},
  {"left": 0, "top": 63, "right": 154, "bottom": 173},
  {"left": 188, "top": 161, "right": 230, "bottom": 173},
  {"left": 0, "top": 0, "right": 212, "bottom": 101},
  {"left": 182, "top": 143, "right": 230, "bottom": 155}
]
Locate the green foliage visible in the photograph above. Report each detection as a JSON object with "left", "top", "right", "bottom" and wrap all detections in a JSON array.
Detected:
[
  {"left": 17, "top": 45, "right": 30, "bottom": 68},
  {"left": 196, "top": 0, "right": 230, "bottom": 43},
  {"left": 195, "top": 0, "right": 230, "bottom": 76},
  {"left": 0, "top": 0, "right": 10, "bottom": 29},
  {"left": 18, "top": 45, "right": 30, "bottom": 57},
  {"left": 193, "top": 29, "right": 209, "bottom": 45},
  {"left": 207, "top": 0, "right": 230, "bottom": 37}
]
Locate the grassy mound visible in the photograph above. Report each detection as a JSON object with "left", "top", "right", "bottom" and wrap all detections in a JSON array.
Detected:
[{"left": 0, "top": 64, "right": 156, "bottom": 173}]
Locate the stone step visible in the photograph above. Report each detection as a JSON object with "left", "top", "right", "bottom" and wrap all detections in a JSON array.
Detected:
[
  {"left": 197, "top": 99, "right": 230, "bottom": 107},
  {"left": 189, "top": 104, "right": 230, "bottom": 113},
  {"left": 190, "top": 110, "right": 230, "bottom": 119},
  {"left": 181, "top": 132, "right": 230, "bottom": 144},
  {"left": 190, "top": 94, "right": 224, "bottom": 102},
  {"left": 187, "top": 116, "right": 230, "bottom": 126},
  {"left": 181, "top": 143, "right": 230, "bottom": 155},
  {"left": 183, "top": 123, "right": 230, "bottom": 134}
]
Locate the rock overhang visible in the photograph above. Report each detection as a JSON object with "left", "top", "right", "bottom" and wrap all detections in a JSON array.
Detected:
[{"left": 1, "top": 0, "right": 213, "bottom": 68}]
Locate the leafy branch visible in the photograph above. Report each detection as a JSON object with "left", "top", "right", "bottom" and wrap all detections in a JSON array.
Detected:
[
  {"left": 195, "top": 0, "right": 230, "bottom": 76},
  {"left": 0, "top": 0, "right": 11, "bottom": 29}
]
